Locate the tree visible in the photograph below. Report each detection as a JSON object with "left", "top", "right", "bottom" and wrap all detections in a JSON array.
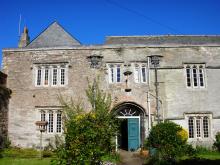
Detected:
[
  {"left": 53, "top": 79, "right": 119, "bottom": 165},
  {"left": 0, "top": 85, "right": 11, "bottom": 156}
]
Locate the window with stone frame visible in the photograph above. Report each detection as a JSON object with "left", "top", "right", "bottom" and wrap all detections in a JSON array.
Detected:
[
  {"left": 187, "top": 114, "right": 211, "bottom": 139},
  {"left": 35, "top": 64, "right": 67, "bottom": 87},
  {"left": 40, "top": 110, "right": 62, "bottom": 133},
  {"left": 185, "top": 64, "right": 205, "bottom": 88},
  {"left": 108, "top": 64, "right": 122, "bottom": 83},
  {"left": 134, "top": 64, "right": 148, "bottom": 83}
]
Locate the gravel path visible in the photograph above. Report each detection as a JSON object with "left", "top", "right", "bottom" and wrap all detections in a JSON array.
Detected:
[{"left": 118, "top": 150, "right": 145, "bottom": 165}]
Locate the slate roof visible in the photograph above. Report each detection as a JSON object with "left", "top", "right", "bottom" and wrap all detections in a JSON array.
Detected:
[
  {"left": 105, "top": 35, "right": 220, "bottom": 46},
  {"left": 27, "top": 22, "right": 81, "bottom": 48}
]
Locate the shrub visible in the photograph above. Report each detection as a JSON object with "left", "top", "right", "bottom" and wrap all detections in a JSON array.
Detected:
[
  {"left": 42, "top": 150, "right": 55, "bottom": 158},
  {"left": 147, "top": 121, "right": 192, "bottom": 163},
  {"left": 213, "top": 132, "right": 220, "bottom": 152},
  {"left": 53, "top": 80, "right": 119, "bottom": 165}
]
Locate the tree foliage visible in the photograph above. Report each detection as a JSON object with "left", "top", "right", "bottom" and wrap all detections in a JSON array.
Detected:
[
  {"left": 213, "top": 132, "right": 220, "bottom": 152},
  {"left": 53, "top": 80, "right": 119, "bottom": 165},
  {"left": 0, "top": 85, "right": 11, "bottom": 108},
  {"left": 147, "top": 121, "right": 192, "bottom": 164}
]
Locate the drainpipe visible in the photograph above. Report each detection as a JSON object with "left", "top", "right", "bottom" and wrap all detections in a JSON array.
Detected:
[{"left": 147, "top": 57, "right": 151, "bottom": 131}]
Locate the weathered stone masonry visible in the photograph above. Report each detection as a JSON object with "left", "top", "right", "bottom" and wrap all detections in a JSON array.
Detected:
[{"left": 2, "top": 22, "right": 220, "bottom": 148}]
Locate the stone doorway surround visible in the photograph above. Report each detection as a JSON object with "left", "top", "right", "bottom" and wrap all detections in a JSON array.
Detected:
[{"left": 112, "top": 102, "right": 146, "bottom": 152}]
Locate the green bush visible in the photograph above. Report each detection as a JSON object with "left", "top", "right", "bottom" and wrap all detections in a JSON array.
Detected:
[
  {"left": 53, "top": 80, "right": 120, "bottom": 165},
  {"left": 42, "top": 150, "right": 55, "bottom": 158},
  {"left": 101, "top": 152, "right": 120, "bottom": 163},
  {"left": 213, "top": 132, "right": 220, "bottom": 152},
  {"left": 147, "top": 121, "right": 193, "bottom": 163},
  {"left": 0, "top": 136, "right": 11, "bottom": 158}
]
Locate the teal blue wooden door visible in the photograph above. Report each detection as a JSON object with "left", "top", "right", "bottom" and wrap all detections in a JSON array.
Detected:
[{"left": 128, "top": 118, "right": 139, "bottom": 151}]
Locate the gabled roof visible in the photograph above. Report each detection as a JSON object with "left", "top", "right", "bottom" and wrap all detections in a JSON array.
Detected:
[{"left": 27, "top": 21, "right": 81, "bottom": 48}]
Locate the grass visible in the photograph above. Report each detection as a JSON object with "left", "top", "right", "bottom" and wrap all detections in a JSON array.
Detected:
[
  {"left": 0, "top": 158, "right": 51, "bottom": 165},
  {"left": 197, "top": 151, "right": 220, "bottom": 160}
]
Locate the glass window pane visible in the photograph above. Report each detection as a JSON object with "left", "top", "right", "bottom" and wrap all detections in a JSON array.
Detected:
[
  {"left": 199, "top": 66, "right": 204, "bottom": 87},
  {"left": 56, "top": 112, "right": 62, "bottom": 133},
  {"left": 203, "top": 117, "right": 209, "bottom": 138},
  {"left": 193, "top": 66, "right": 198, "bottom": 87},
  {"left": 37, "top": 69, "right": 42, "bottom": 86},
  {"left": 196, "top": 117, "right": 201, "bottom": 137},
  {"left": 44, "top": 68, "right": 49, "bottom": 85},
  {"left": 188, "top": 117, "right": 194, "bottom": 138},
  {"left": 48, "top": 112, "right": 53, "bottom": 133},
  {"left": 53, "top": 68, "right": 58, "bottom": 85},
  {"left": 110, "top": 67, "right": 114, "bottom": 83},
  {"left": 40, "top": 111, "right": 46, "bottom": 130},
  {"left": 117, "top": 65, "right": 121, "bottom": 82},
  {"left": 60, "top": 68, "right": 65, "bottom": 85},
  {"left": 142, "top": 66, "right": 146, "bottom": 82},
  {"left": 186, "top": 66, "right": 191, "bottom": 87}
]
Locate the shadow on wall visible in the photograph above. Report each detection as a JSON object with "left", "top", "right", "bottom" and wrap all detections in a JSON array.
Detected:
[{"left": 0, "top": 71, "right": 11, "bottom": 149}]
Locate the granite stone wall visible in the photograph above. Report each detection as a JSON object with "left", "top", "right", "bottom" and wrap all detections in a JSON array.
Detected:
[{"left": 3, "top": 45, "right": 220, "bottom": 147}]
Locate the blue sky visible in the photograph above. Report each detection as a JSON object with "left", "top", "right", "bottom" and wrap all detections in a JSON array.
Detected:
[{"left": 1, "top": 0, "right": 220, "bottom": 68}]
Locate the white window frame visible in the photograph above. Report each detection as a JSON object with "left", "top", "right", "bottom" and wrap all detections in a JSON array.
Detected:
[
  {"left": 36, "top": 67, "right": 42, "bottom": 86},
  {"left": 60, "top": 66, "right": 67, "bottom": 86},
  {"left": 48, "top": 111, "right": 54, "bottom": 133},
  {"left": 186, "top": 114, "right": 211, "bottom": 140},
  {"left": 38, "top": 109, "right": 63, "bottom": 134},
  {"left": 108, "top": 64, "right": 122, "bottom": 83},
  {"left": 184, "top": 64, "right": 206, "bottom": 88},
  {"left": 133, "top": 64, "right": 147, "bottom": 83},
  {"left": 43, "top": 66, "right": 50, "bottom": 86},
  {"left": 56, "top": 111, "right": 62, "bottom": 133},
  {"left": 52, "top": 67, "right": 58, "bottom": 86},
  {"left": 34, "top": 64, "right": 68, "bottom": 87}
]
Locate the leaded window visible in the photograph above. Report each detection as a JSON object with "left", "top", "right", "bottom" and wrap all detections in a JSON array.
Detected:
[
  {"left": 35, "top": 64, "right": 67, "bottom": 87},
  {"left": 44, "top": 68, "right": 49, "bottom": 85},
  {"left": 196, "top": 117, "right": 201, "bottom": 137},
  {"left": 186, "top": 66, "right": 191, "bottom": 87},
  {"left": 199, "top": 66, "right": 205, "bottom": 87},
  {"left": 36, "top": 68, "right": 42, "bottom": 86},
  {"left": 60, "top": 68, "right": 65, "bottom": 85},
  {"left": 52, "top": 68, "right": 58, "bottom": 86},
  {"left": 185, "top": 64, "right": 205, "bottom": 88},
  {"left": 188, "top": 117, "right": 194, "bottom": 138},
  {"left": 203, "top": 117, "right": 209, "bottom": 138},
  {"left": 48, "top": 111, "right": 54, "bottom": 133},
  {"left": 188, "top": 115, "right": 210, "bottom": 139},
  {"left": 134, "top": 64, "right": 147, "bottom": 83},
  {"left": 108, "top": 64, "right": 122, "bottom": 83},
  {"left": 40, "top": 111, "right": 46, "bottom": 130},
  {"left": 56, "top": 111, "right": 62, "bottom": 133},
  {"left": 117, "top": 65, "right": 121, "bottom": 82}
]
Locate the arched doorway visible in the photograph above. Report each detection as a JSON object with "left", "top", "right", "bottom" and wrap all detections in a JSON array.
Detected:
[{"left": 113, "top": 102, "right": 146, "bottom": 151}]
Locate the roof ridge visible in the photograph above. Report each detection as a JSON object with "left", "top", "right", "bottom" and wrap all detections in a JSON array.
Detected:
[{"left": 26, "top": 21, "right": 81, "bottom": 48}]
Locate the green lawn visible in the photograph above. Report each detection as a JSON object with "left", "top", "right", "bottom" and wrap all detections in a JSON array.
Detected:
[
  {"left": 0, "top": 158, "right": 51, "bottom": 165},
  {"left": 197, "top": 151, "right": 220, "bottom": 160}
]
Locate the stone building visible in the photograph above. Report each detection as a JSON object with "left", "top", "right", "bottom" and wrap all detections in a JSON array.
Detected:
[{"left": 2, "top": 21, "right": 220, "bottom": 150}]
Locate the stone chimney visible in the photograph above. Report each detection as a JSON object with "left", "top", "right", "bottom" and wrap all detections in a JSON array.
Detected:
[{"left": 18, "top": 26, "right": 30, "bottom": 48}]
